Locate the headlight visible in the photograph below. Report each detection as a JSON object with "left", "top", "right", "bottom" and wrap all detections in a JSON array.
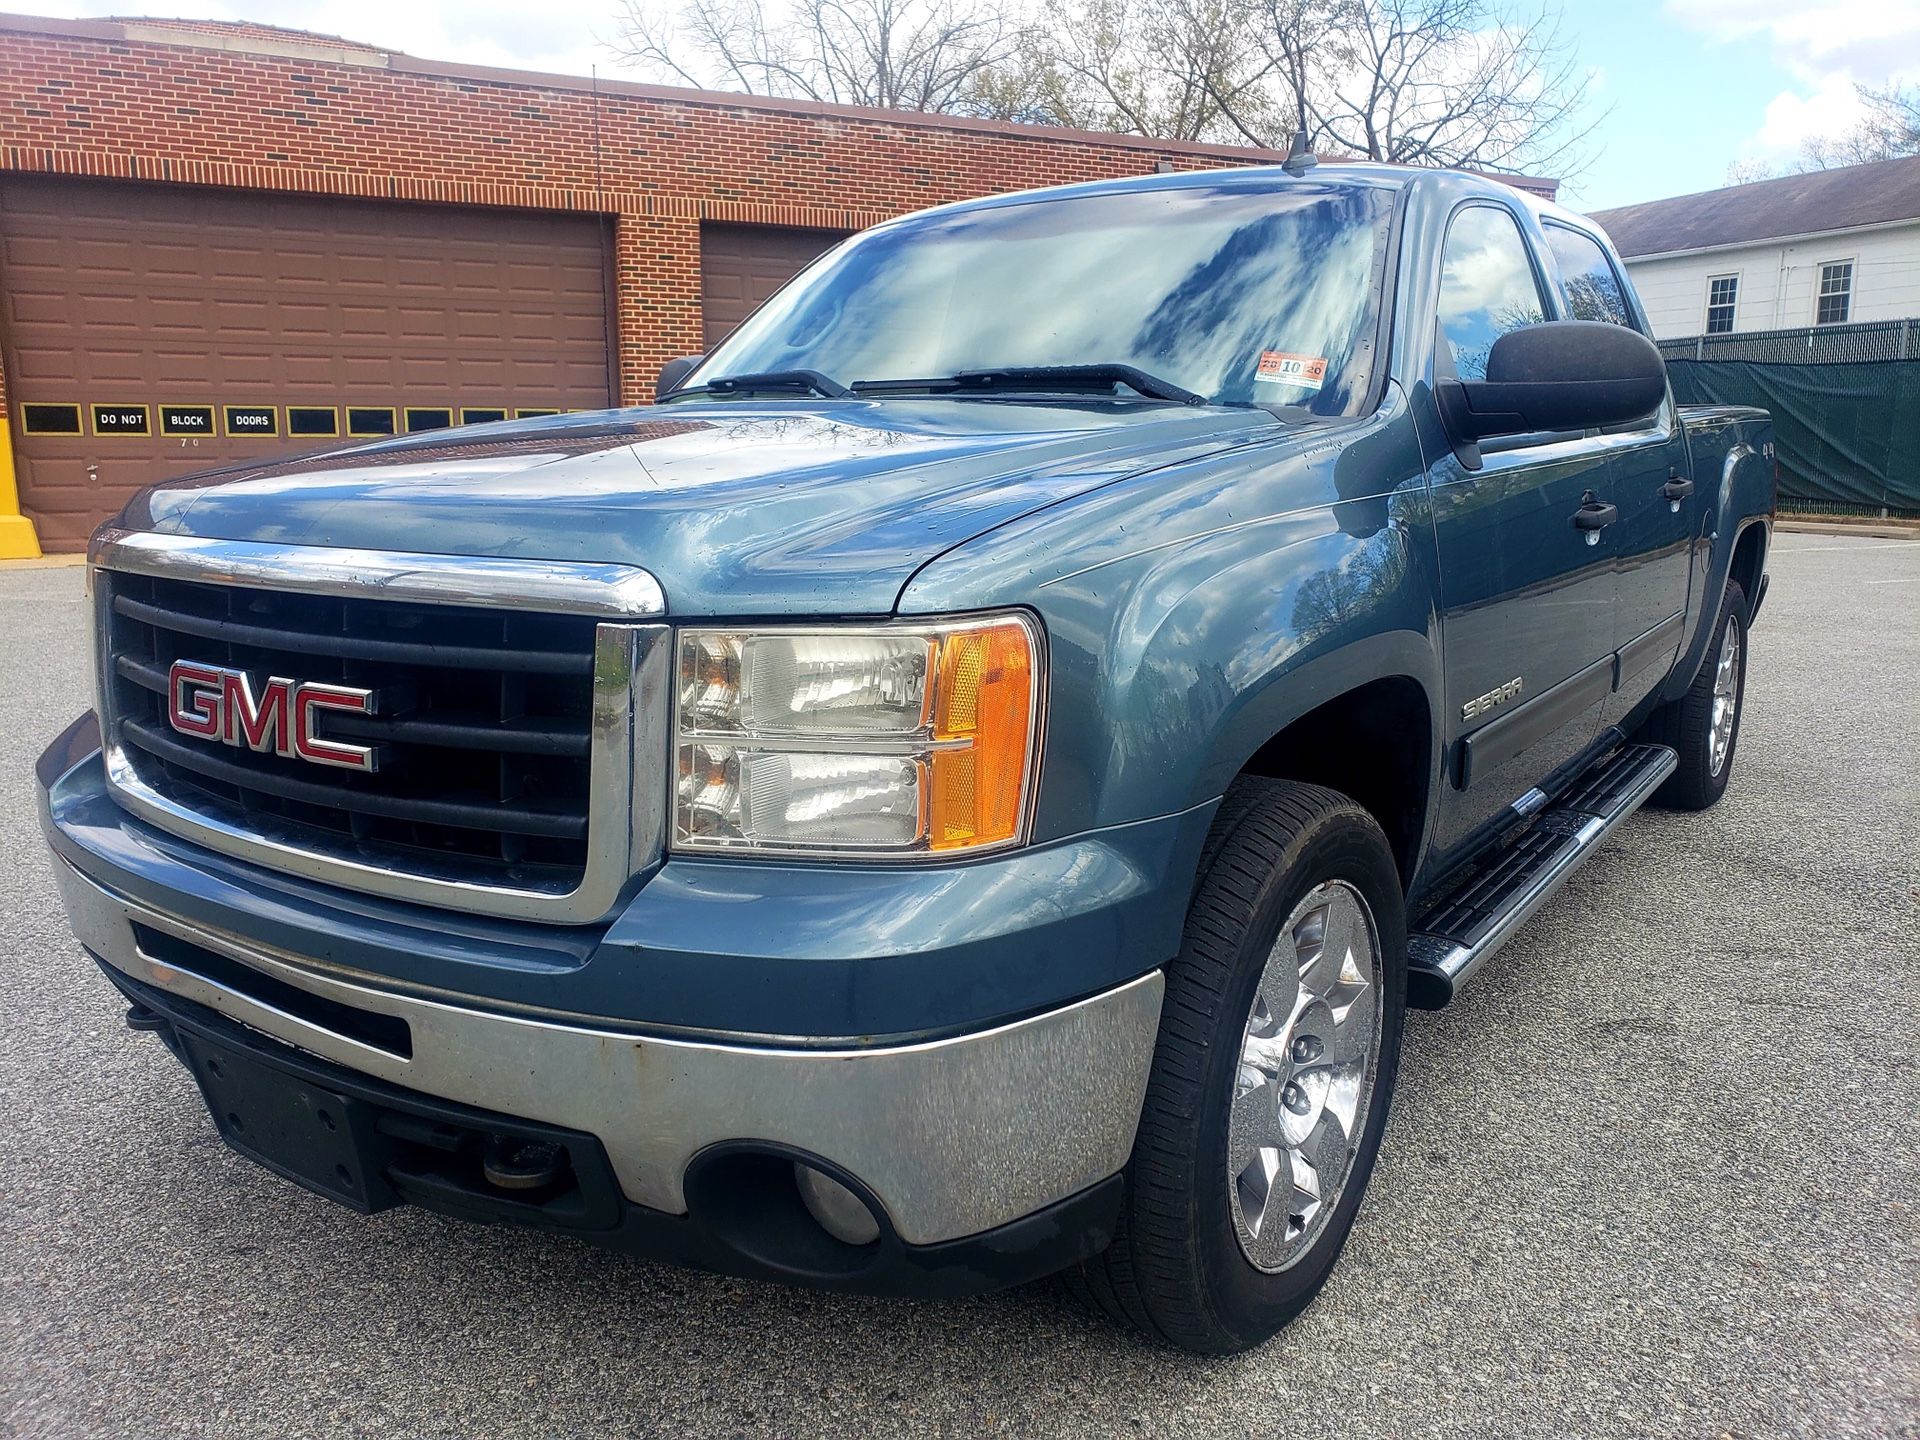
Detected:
[{"left": 673, "top": 613, "right": 1042, "bottom": 857}]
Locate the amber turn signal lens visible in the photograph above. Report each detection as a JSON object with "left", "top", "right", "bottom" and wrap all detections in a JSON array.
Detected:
[
  {"left": 928, "top": 619, "right": 1036, "bottom": 851},
  {"left": 672, "top": 613, "right": 1041, "bottom": 857}
]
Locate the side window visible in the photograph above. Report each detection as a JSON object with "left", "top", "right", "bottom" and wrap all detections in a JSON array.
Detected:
[
  {"left": 1816, "top": 260, "right": 1852, "bottom": 324},
  {"left": 1544, "top": 225, "right": 1634, "bottom": 329},
  {"left": 1437, "top": 206, "right": 1547, "bottom": 381},
  {"left": 1706, "top": 275, "right": 1738, "bottom": 334}
]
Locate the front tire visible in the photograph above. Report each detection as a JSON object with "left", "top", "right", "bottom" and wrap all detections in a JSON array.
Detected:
[
  {"left": 1073, "top": 778, "right": 1406, "bottom": 1353},
  {"left": 1642, "top": 578, "right": 1750, "bottom": 811}
]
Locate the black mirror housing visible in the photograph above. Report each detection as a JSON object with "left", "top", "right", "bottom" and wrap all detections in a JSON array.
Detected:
[
  {"left": 656, "top": 355, "right": 701, "bottom": 398},
  {"left": 1439, "top": 320, "right": 1667, "bottom": 442}
]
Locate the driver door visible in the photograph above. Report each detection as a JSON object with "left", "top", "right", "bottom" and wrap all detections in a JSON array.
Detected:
[{"left": 1426, "top": 203, "right": 1617, "bottom": 863}]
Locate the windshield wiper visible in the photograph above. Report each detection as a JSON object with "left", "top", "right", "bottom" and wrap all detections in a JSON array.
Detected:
[
  {"left": 675, "top": 369, "right": 850, "bottom": 400},
  {"left": 854, "top": 364, "right": 1205, "bottom": 406},
  {"left": 956, "top": 365, "right": 1206, "bottom": 405}
]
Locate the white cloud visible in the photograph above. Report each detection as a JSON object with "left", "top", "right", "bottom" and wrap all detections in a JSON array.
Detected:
[
  {"left": 1665, "top": 0, "right": 1920, "bottom": 167},
  {"left": 1664, "top": 0, "right": 1920, "bottom": 83},
  {"left": 1752, "top": 74, "right": 1870, "bottom": 151}
]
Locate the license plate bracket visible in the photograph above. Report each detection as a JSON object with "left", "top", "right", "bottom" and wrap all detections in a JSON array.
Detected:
[{"left": 179, "top": 1030, "right": 399, "bottom": 1213}]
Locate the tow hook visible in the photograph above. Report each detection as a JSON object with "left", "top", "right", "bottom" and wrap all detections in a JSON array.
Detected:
[{"left": 481, "top": 1135, "right": 565, "bottom": 1191}]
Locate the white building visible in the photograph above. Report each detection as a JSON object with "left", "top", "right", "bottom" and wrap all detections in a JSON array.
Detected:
[{"left": 1589, "top": 156, "right": 1920, "bottom": 341}]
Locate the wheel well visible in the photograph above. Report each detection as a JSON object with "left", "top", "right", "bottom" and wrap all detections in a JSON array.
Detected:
[
  {"left": 1730, "top": 521, "right": 1767, "bottom": 609},
  {"left": 1239, "top": 676, "right": 1430, "bottom": 886}
]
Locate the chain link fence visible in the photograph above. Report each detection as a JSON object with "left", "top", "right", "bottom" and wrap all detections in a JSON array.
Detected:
[{"left": 1659, "top": 320, "right": 1920, "bottom": 518}]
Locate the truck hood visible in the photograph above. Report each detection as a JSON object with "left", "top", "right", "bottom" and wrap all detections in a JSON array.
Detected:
[{"left": 124, "top": 400, "right": 1275, "bottom": 615}]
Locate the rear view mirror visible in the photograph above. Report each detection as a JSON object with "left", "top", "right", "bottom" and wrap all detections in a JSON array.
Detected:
[
  {"left": 1438, "top": 320, "right": 1666, "bottom": 444},
  {"left": 656, "top": 355, "right": 701, "bottom": 398}
]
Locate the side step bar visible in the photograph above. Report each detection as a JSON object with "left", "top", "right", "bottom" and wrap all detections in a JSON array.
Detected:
[{"left": 1407, "top": 743, "right": 1678, "bottom": 1009}]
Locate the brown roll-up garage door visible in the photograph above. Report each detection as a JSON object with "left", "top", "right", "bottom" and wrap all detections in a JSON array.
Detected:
[
  {"left": 700, "top": 223, "right": 850, "bottom": 350},
  {"left": 0, "top": 177, "right": 614, "bottom": 551}
]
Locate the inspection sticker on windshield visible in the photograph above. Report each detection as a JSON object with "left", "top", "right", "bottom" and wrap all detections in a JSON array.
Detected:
[{"left": 1255, "top": 351, "right": 1328, "bottom": 393}]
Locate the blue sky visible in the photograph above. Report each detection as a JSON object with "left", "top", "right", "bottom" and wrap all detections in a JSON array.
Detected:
[
  {"left": 27, "top": 0, "right": 1920, "bottom": 214},
  {"left": 1556, "top": 0, "right": 1920, "bottom": 212},
  {"left": 1559, "top": 0, "right": 1788, "bottom": 210}
]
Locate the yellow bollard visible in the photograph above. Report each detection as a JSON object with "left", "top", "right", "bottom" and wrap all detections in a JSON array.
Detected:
[{"left": 0, "top": 417, "right": 45, "bottom": 559}]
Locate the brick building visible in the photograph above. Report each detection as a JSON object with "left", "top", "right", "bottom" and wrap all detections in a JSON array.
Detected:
[{"left": 0, "top": 12, "right": 1556, "bottom": 553}]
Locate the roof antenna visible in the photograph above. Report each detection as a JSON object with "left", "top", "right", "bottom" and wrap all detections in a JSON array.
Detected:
[{"left": 1282, "top": 89, "right": 1316, "bottom": 175}]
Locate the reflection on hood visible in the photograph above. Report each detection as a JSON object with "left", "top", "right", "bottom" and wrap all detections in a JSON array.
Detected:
[{"left": 125, "top": 400, "right": 1280, "bottom": 617}]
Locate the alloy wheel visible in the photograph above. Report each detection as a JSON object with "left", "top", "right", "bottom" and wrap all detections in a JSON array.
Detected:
[
  {"left": 1227, "top": 879, "right": 1383, "bottom": 1273},
  {"left": 1708, "top": 615, "right": 1742, "bottom": 777}
]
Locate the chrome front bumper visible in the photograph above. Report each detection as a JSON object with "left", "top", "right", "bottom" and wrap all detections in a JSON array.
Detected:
[{"left": 54, "top": 858, "right": 1162, "bottom": 1246}]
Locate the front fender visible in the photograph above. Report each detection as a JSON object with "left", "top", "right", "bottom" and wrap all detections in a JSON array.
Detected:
[
  {"left": 900, "top": 402, "right": 1441, "bottom": 846},
  {"left": 1189, "top": 621, "right": 1442, "bottom": 809},
  {"left": 1030, "top": 486, "right": 1442, "bottom": 900},
  {"left": 935, "top": 486, "right": 1440, "bottom": 837}
]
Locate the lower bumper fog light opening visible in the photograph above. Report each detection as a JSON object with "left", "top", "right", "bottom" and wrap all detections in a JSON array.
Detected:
[{"left": 795, "top": 1162, "right": 882, "bottom": 1246}]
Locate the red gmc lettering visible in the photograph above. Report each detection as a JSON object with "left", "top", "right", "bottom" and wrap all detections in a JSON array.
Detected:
[
  {"left": 166, "top": 660, "right": 378, "bottom": 772},
  {"left": 167, "top": 661, "right": 224, "bottom": 739},
  {"left": 221, "top": 671, "right": 289, "bottom": 753},
  {"left": 292, "top": 685, "right": 376, "bottom": 769}
]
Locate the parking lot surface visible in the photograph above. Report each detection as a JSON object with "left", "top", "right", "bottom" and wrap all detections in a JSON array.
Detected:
[{"left": 3, "top": 533, "right": 1916, "bottom": 1439}]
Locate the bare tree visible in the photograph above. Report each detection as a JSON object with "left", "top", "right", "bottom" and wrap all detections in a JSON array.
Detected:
[
  {"left": 1207, "top": 0, "right": 1600, "bottom": 175},
  {"left": 613, "top": 0, "right": 1031, "bottom": 113},
  {"left": 1722, "top": 156, "right": 1778, "bottom": 186},
  {"left": 963, "top": 49, "right": 1077, "bottom": 124},
  {"left": 615, "top": 0, "right": 1597, "bottom": 174},
  {"left": 1803, "top": 82, "right": 1920, "bottom": 168},
  {"left": 1037, "top": 0, "right": 1278, "bottom": 140}
]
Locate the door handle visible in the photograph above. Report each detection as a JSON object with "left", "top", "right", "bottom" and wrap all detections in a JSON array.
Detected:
[
  {"left": 1662, "top": 474, "right": 1694, "bottom": 502},
  {"left": 1572, "top": 497, "right": 1618, "bottom": 531}
]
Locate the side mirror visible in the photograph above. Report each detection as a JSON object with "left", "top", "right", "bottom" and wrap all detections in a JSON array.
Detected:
[
  {"left": 1438, "top": 320, "right": 1666, "bottom": 443},
  {"left": 656, "top": 355, "right": 701, "bottom": 398}
]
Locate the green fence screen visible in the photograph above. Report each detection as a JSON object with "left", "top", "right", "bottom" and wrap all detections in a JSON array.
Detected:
[
  {"left": 1657, "top": 321, "right": 1920, "bottom": 517},
  {"left": 1666, "top": 359, "right": 1920, "bottom": 515}
]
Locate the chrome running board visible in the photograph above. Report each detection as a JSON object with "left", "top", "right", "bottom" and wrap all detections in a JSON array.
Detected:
[{"left": 1407, "top": 743, "right": 1678, "bottom": 1008}]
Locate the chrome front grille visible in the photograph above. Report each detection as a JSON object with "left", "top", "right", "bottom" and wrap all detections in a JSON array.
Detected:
[{"left": 91, "top": 530, "right": 670, "bottom": 924}]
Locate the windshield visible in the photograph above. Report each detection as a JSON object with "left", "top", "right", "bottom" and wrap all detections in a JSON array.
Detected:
[{"left": 688, "top": 180, "right": 1397, "bottom": 415}]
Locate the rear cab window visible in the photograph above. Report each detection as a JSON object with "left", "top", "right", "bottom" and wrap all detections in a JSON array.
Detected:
[
  {"left": 1542, "top": 225, "right": 1634, "bottom": 330},
  {"left": 1542, "top": 221, "right": 1671, "bottom": 436}
]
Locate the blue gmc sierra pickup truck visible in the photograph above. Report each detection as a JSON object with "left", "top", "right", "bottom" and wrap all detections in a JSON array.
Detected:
[{"left": 37, "top": 162, "right": 1774, "bottom": 1354}]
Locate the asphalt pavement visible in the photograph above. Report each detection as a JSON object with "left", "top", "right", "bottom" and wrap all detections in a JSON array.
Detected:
[{"left": 2, "top": 533, "right": 1915, "bottom": 1439}]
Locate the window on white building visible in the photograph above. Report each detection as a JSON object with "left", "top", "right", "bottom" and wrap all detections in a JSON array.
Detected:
[
  {"left": 1816, "top": 261, "right": 1852, "bottom": 324},
  {"left": 1706, "top": 274, "right": 1738, "bottom": 334}
]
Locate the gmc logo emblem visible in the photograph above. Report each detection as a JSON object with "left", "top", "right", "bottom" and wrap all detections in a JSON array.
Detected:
[{"left": 167, "top": 661, "right": 379, "bottom": 773}]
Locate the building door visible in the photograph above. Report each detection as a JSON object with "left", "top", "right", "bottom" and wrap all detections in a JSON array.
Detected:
[
  {"left": 0, "top": 176, "right": 614, "bottom": 551},
  {"left": 699, "top": 223, "right": 849, "bottom": 351}
]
